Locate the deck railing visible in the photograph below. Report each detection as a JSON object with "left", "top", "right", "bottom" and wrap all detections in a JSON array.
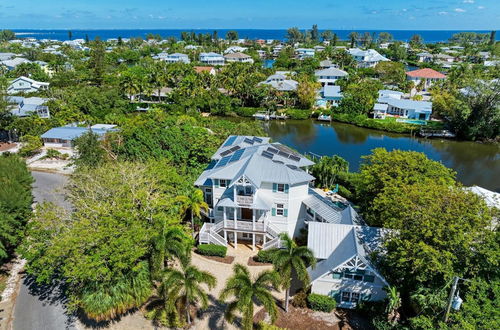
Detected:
[{"left": 236, "top": 195, "right": 254, "bottom": 205}]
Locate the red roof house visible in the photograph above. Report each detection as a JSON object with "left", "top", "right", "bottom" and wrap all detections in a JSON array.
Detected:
[{"left": 405, "top": 68, "right": 446, "bottom": 79}]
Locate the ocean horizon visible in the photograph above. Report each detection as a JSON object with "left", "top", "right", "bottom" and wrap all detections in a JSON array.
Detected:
[{"left": 10, "top": 29, "right": 498, "bottom": 43}]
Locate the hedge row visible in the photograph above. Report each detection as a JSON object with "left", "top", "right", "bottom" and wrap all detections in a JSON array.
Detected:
[
  {"left": 307, "top": 293, "right": 337, "bottom": 312},
  {"left": 255, "top": 249, "right": 275, "bottom": 263},
  {"left": 331, "top": 113, "right": 417, "bottom": 134},
  {"left": 196, "top": 244, "right": 227, "bottom": 257},
  {"left": 235, "top": 107, "right": 263, "bottom": 117},
  {"left": 285, "top": 108, "right": 311, "bottom": 120}
]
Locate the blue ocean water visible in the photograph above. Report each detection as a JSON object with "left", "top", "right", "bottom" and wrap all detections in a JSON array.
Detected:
[{"left": 12, "top": 29, "right": 498, "bottom": 43}]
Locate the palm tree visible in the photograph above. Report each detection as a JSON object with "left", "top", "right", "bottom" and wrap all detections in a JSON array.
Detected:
[
  {"left": 176, "top": 189, "right": 208, "bottom": 230},
  {"left": 120, "top": 74, "right": 140, "bottom": 101},
  {"left": 384, "top": 286, "right": 401, "bottom": 325},
  {"left": 348, "top": 32, "right": 359, "bottom": 48},
  {"left": 151, "top": 224, "right": 192, "bottom": 280},
  {"left": 155, "top": 252, "right": 216, "bottom": 325},
  {"left": 220, "top": 264, "right": 280, "bottom": 330},
  {"left": 270, "top": 233, "right": 316, "bottom": 312}
]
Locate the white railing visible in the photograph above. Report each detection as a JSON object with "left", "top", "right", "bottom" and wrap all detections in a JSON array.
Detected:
[
  {"left": 210, "top": 230, "right": 227, "bottom": 246},
  {"left": 224, "top": 220, "right": 264, "bottom": 231},
  {"left": 262, "top": 236, "right": 281, "bottom": 250},
  {"left": 266, "top": 222, "right": 281, "bottom": 238},
  {"left": 236, "top": 195, "right": 254, "bottom": 205}
]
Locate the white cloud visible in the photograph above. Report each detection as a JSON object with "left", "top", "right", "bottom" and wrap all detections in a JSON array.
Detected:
[
  {"left": 463, "top": 0, "right": 474, "bottom": 3},
  {"left": 478, "top": 6, "right": 485, "bottom": 9},
  {"left": 454, "top": 8, "right": 466, "bottom": 12},
  {"left": 438, "top": 11, "right": 448, "bottom": 15}
]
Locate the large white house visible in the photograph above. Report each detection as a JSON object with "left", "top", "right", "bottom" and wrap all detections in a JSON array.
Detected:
[
  {"left": 314, "top": 67, "right": 348, "bottom": 86},
  {"left": 348, "top": 48, "right": 389, "bottom": 68},
  {"left": 7, "top": 76, "right": 50, "bottom": 94},
  {"left": 224, "top": 52, "right": 254, "bottom": 63},
  {"left": 196, "top": 136, "right": 389, "bottom": 307},
  {"left": 199, "top": 52, "right": 225, "bottom": 66},
  {"left": 373, "top": 91, "right": 432, "bottom": 120},
  {"left": 155, "top": 52, "right": 190, "bottom": 64},
  {"left": 259, "top": 74, "right": 298, "bottom": 91}
]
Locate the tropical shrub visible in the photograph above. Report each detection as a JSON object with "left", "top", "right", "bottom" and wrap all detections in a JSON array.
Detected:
[
  {"left": 235, "top": 107, "right": 262, "bottom": 117},
  {"left": 307, "top": 293, "right": 336, "bottom": 312},
  {"left": 285, "top": 108, "right": 311, "bottom": 120},
  {"left": 196, "top": 244, "right": 227, "bottom": 257},
  {"left": 18, "top": 135, "right": 43, "bottom": 157},
  {"left": 255, "top": 248, "right": 275, "bottom": 263},
  {"left": 291, "top": 288, "right": 308, "bottom": 308}
]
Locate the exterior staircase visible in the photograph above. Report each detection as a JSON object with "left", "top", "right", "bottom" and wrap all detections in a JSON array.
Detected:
[{"left": 199, "top": 220, "right": 283, "bottom": 249}]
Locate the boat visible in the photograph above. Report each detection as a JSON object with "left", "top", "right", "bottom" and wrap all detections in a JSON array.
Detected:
[
  {"left": 269, "top": 112, "right": 288, "bottom": 120},
  {"left": 253, "top": 112, "right": 270, "bottom": 120},
  {"left": 317, "top": 114, "right": 331, "bottom": 121}
]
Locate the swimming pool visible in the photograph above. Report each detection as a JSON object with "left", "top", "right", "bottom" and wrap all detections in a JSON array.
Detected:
[{"left": 396, "top": 119, "right": 427, "bottom": 125}]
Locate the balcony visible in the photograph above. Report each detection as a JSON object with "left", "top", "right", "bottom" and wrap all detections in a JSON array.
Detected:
[
  {"left": 223, "top": 220, "right": 265, "bottom": 232},
  {"left": 236, "top": 195, "right": 254, "bottom": 205}
]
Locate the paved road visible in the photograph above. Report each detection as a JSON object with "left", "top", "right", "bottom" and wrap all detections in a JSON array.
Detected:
[{"left": 13, "top": 171, "right": 77, "bottom": 330}]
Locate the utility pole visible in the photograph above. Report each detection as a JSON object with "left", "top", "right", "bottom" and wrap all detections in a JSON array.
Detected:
[{"left": 444, "top": 276, "right": 460, "bottom": 322}]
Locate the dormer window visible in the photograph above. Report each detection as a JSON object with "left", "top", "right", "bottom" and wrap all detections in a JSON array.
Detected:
[
  {"left": 219, "top": 179, "right": 228, "bottom": 187},
  {"left": 273, "top": 183, "right": 289, "bottom": 193}
]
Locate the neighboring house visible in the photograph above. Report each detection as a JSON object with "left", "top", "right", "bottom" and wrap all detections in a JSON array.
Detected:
[
  {"left": 319, "top": 60, "right": 338, "bottom": 69},
  {"left": 295, "top": 48, "right": 315, "bottom": 59},
  {"left": 348, "top": 48, "right": 389, "bottom": 68},
  {"left": 196, "top": 136, "right": 390, "bottom": 308},
  {"left": 199, "top": 52, "right": 225, "bottom": 65},
  {"left": 194, "top": 66, "right": 217, "bottom": 75},
  {"left": 374, "top": 97, "right": 432, "bottom": 120},
  {"left": 224, "top": 46, "right": 247, "bottom": 54},
  {"left": 7, "top": 96, "right": 50, "bottom": 119},
  {"left": 0, "top": 57, "right": 32, "bottom": 70},
  {"left": 416, "top": 52, "right": 433, "bottom": 63},
  {"left": 41, "top": 124, "right": 117, "bottom": 148},
  {"left": 273, "top": 45, "right": 284, "bottom": 57},
  {"left": 224, "top": 52, "right": 254, "bottom": 64},
  {"left": 157, "top": 53, "right": 190, "bottom": 64},
  {"left": 406, "top": 68, "right": 446, "bottom": 90},
  {"left": 378, "top": 90, "right": 404, "bottom": 100},
  {"left": 307, "top": 222, "right": 389, "bottom": 308},
  {"left": 314, "top": 67, "right": 348, "bottom": 86},
  {"left": 0, "top": 52, "right": 16, "bottom": 61},
  {"left": 316, "top": 86, "right": 343, "bottom": 108},
  {"left": 484, "top": 60, "right": 500, "bottom": 67},
  {"left": 259, "top": 74, "right": 298, "bottom": 91},
  {"left": 7, "top": 76, "right": 50, "bottom": 94},
  {"left": 185, "top": 45, "right": 201, "bottom": 50}
]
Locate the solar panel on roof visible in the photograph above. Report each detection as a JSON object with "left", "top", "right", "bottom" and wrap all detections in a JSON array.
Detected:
[
  {"left": 220, "top": 149, "right": 232, "bottom": 157},
  {"left": 262, "top": 151, "right": 274, "bottom": 159},
  {"left": 206, "top": 160, "right": 217, "bottom": 170},
  {"left": 215, "top": 156, "right": 231, "bottom": 168},
  {"left": 278, "top": 151, "right": 289, "bottom": 158},
  {"left": 288, "top": 155, "right": 301, "bottom": 162},
  {"left": 230, "top": 146, "right": 241, "bottom": 152},
  {"left": 243, "top": 138, "right": 254, "bottom": 145},
  {"left": 223, "top": 135, "right": 237, "bottom": 147},
  {"left": 229, "top": 149, "right": 245, "bottom": 163},
  {"left": 253, "top": 137, "right": 263, "bottom": 143},
  {"left": 267, "top": 147, "right": 279, "bottom": 154}
]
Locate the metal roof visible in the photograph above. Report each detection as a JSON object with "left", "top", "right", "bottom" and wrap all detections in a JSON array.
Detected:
[
  {"left": 195, "top": 136, "right": 315, "bottom": 187},
  {"left": 41, "top": 126, "right": 116, "bottom": 141},
  {"left": 307, "top": 222, "right": 389, "bottom": 283}
]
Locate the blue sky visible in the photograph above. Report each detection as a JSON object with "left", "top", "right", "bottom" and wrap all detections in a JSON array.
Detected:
[{"left": 0, "top": 0, "right": 499, "bottom": 30}]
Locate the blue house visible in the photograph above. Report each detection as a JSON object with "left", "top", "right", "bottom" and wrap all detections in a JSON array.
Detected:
[{"left": 316, "top": 86, "right": 343, "bottom": 108}]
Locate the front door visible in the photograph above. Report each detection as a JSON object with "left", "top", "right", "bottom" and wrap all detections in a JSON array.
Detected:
[{"left": 241, "top": 208, "right": 252, "bottom": 220}]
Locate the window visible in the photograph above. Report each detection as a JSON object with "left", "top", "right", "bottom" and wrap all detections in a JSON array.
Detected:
[
  {"left": 242, "top": 233, "right": 250, "bottom": 238},
  {"left": 220, "top": 179, "right": 228, "bottom": 187},
  {"left": 245, "top": 186, "right": 252, "bottom": 195},
  {"left": 273, "top": 183, "right": 289, "bottom": 193},
  {"left": 341, "top": 292, "right": 350, "bottom": 302},
  {"left": 306, "top": 207, "right": 314, "bottom": 217},
  {"left": 351, "top": 292, "right": 360, "bottom": 303},
  {"left": 205, "top": 188, "right": 212, "bottom": 193},
  {"left": 217, "top": 206, "right": 223, "bottom": 211},
  {"left": 276, "top": 204, "right": 284, "bottom": 216}
]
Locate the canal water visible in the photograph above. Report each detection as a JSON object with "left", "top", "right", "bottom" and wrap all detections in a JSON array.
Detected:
[{"left": 261, "top": 119, "right": 500, "bottom": 192}]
